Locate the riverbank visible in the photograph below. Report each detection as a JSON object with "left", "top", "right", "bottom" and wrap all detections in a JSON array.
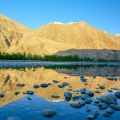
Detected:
[{"left": 0, "top": 60, "right": 120, "bottom": 67}]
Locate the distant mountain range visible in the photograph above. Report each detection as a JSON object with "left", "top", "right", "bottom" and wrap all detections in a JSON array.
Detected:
[{"left": 0, "top": 14, "right": 120, "bottom": 60}]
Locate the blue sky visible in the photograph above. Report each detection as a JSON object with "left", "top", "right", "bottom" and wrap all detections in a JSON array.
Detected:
[{"left": 0, "top": 0, "right": 120, "bottom": 34}]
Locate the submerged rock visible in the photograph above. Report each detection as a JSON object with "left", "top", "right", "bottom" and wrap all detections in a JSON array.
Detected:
[
  {"left": 87, "top": 114, "right": 95, "bottom": 120},
  {"left": 58, "top": 85, "right": 64, "bottom": 88},
  {"left": 114, "top": 91, "right": 120, "bottom": 98},
  {"left": 106, "top": 108, "right": 114, "bottom": 114},
  {"left": 84, "top": 98, "right": 92, "bottom": 104},
  {"left": 27, "top": 97, "right": 32, "bottom": 100},
  {"left": 42, "top": 109, "right": 56, "bottom": 117},
  {"left": 103, "top": 112, "right": 111, "bottom": 117},
  {"left": 81, "top": 94, "right": 90, "bottom": 100},
  {"left": 78, "top": 100, "right": 85, "bottom": 106},
  {"left": 110, "top": 104, "right": 120, "bottom": 111},
  {"left": 69, "top": 102, "right": 81, "bottom": 108},
  {"left": 101, "top": 94, "right": 117, "bottom": 104}
]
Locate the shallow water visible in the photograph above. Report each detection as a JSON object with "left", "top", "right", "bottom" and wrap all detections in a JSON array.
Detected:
[{"left": 0, "top": 66, "right": 120, "bottom": 120}]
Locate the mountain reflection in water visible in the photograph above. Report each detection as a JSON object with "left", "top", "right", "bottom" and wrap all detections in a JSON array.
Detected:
[{"left": 0, "top": 66, "right": 120, "bottom": 107}]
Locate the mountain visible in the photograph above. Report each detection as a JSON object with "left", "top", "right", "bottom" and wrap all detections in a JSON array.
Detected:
[
  {"left": 0, "top": 14, "right": 31, "bottom": 52},
  {"left": 0, "top": 14, "right": 120, "bottom": 60}
]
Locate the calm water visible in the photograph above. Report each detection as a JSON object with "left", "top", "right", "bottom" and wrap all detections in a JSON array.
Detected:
[{"left": 0, "top": 66, "right": 120, "bottom": 120}]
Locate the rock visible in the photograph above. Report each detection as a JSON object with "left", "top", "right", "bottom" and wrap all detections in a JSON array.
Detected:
[
  {"left": 85, "top": 90, "right": 94, "bottom": 97},
  {"left": 110, "top": 104, "right": 120, "bottom": 111},
  {"left": 93, "top": 110, "right": 99, "bottom": 118},
  {"left": 94, "top": 90, "right": 100, "bottom": 93},
  {"left": 86, "top": 107, "right": 90, "bottom": 112},
  {"left": 73, "top": 90, "right": 79, "bottom": 92},
  {"left": 62, "top": 82, "right": 69, "bottom": 86},
  {"left": 80, "top": 78, "right": 87, "bottom": 82},
  {"left": 48, "top": 83, "right": 51, "bottom": 85},
  {"left": 101, "top": 94, "right": 117, "bottom": 104},
  {"left": 103, "top": 112, "right": 111, "bottom": 117},
  {"left": 26, "top": 90, "right": 34, "bottom": 95},
  {"left": 84, "top": 98, "right": 92, "bottom": 104},
  {"left": 17, "top": 84, "right": 25, "bottom": 87},
  {"left": 0, "top": 94, "right": 5, "bottom": 98},
  {"left": 64, "top": 92, "right": 72, "bottom": 100},
  {"left": 114, "top": 91, "right": 120, "bottom": 98},
  {"left": 42, "top": 109, "right": 56, "bottom": 117},
  {"left": 40, "top": 83, "right": 48, "bottom": 88},
  {"left": 72, "top": 96, "right": 80, "bottom": 100},
  {"left": 78, "top": 100, "right": 85, "bottom": 106},
  {"left": 58, "top": 85, "right": 64, "bottom": 88},
  {"left": 106, "top": 108, "right": 114, "bottom": 114},
  {"left": 51, "top": 95, "right": 60, "bottom": 98},
  {"left": 67, "top": 88, "right": 72, "bottom": 91},
  {"left": 69, "top": 102, "right": 81, "bottom": 108},
  {"left": 15, "top": 91, "right": 20, "bottom": 95},
  {"left": 33, "top": 84, "right": 39, "bottom": 88},
  {"left": 27, "top": 97, "right": 32, "bottom": 100},
  {"left": 80, "top": 88, "right": 86, "bottom": 94},
  {"left": 111, "top": 88, "right": 120, "bottom": 90},
  {"left": 106, "top": 77, "right": 114, "bottom": 80},
  {"left": 53, "top": 80, "right": 59, "bottom": 83},
  {"left": 94, "top": 100, "right": 100, "bottom": 104},
  {"left": 107, "top": 90, "right": 112, "bottom": 92},
  {"left": 98, "top": 103, "right": 108, "bottom": 110},
  {"left": 87, "top": 115, "right": 95, "bottom": 120},
  {"left": 99, "top": 85, "right": 105, "bottom": 89},
  {"left": 113, "top": 77, "right": 118, "bottom": 81},
  {"left": 81, "top": 94, "right": 90, "bottom": 100}
]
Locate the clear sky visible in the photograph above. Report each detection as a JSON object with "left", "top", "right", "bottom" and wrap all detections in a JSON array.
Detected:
[{"left": 0, "top": 0, "right": 120, "bottom": 34}]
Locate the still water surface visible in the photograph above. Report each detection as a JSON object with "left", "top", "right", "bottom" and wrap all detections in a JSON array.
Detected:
[{"left": 0, "top": 66, "right": 120, "bottom": 120}]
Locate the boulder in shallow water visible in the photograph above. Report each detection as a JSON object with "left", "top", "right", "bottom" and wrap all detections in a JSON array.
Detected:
[
  {"left": 106, "top": 108, "right": 114, "bottom": 114},
  {"left": 69, "top": 102, "right": 81, "bottom": 108},
  {"left": 80, "top": 88, "right": 86, "bottom": 94},
  {"left": 64, "top": 92, "right": 72, "bottom": 100},
  {"left": 42, "top": 109, "right": 56, "bottom": 117},
  {"left": 81, "top": 94, "right": 90, "bottom": 100},
  {"left": 103, "top": 112, "right": 111, "bottom": 117},
  {"left": 110, "top": 104, "right": 120, "bottom": 111},
  {"left": 101, "top": 94, "right": 117, "bottom": 104},
  {"left": 78, "top": 100, "right": 85, "bottom": 106},
  {"left": 85, "top": 90, "right": 94, "bottom": 97},
  {"left": 114, "top": 91, "right": 120, "bottom": 98}
]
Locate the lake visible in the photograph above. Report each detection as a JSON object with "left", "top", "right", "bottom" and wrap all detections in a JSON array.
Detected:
[{"left": 0, "top": 65, "right": 120, "bottom": 120}]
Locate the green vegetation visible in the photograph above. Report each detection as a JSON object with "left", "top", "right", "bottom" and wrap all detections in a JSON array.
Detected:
[{"left": 0, "top": 52, "right": 109, "bottom": 62}]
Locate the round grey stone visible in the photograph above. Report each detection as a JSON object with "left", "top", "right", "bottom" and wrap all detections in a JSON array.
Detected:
[
  {"left": 42, "top": 109, "right": 56, "bottom": 117},
  {"left": 106, "top": 108, "right": 114, "bottom": 114}
]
